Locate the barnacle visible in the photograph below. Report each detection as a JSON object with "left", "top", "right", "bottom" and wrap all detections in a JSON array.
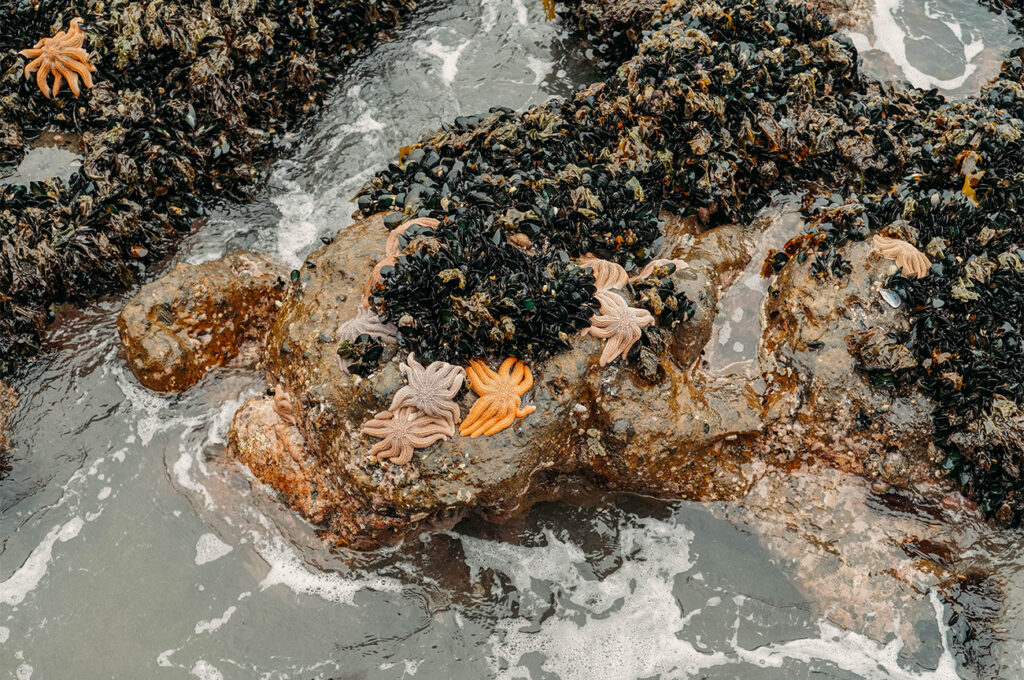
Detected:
[
  {"left": 460, "top": 357, "right": 535, "bottom": 437},
  {"left": 872, "top": 235, "right": 931, "bottom": 279},
  {"left": 361, "top": 407, "right": 454, "bottom": 465},
  {"left": 20, "top": 18, "right": 96, "bottom": 98},
  {"left": 585, "top": 290, "right": 655, "bottom": 366},
  {"left": 389, "top": 353, "right": 465, "bottom": 425}
]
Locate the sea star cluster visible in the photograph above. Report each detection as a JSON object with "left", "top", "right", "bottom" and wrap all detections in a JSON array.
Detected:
[
  {"left": 360, "top": 353, "right": 464, "bottom": 464},
  {"left": 20, "top": 18, "right": 96, "bottom": 98}
]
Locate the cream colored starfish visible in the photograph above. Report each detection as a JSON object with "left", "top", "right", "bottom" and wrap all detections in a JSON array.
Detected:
[
  {"left": 586, "top": 290, "right": 654, "bottom": 366},
  {"left": 361, "top": 406, "right": 455, "bottom": 465},
  {"left": 579, "top": 254, "right": 628, "bottom": 290},
  {"left": 337, "top": 306, "right": 397, "bottom": 343},
  {"left": 273, "top": 384, "right": 297, "bottom": 426},
  {"left": 389, "top": 353, "right": 464, "bottom": 425},
  {"left": 385, "top": 217, "right": 439, "bottom": 258},
  {"left": 20, "top": 18, "right": 96, "bottom": 98},
  {"left": 872, "top": 235, "right": 931, "bottom": 279}
]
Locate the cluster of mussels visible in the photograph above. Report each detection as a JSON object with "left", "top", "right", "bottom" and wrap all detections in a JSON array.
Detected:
[
  {"left": 785, "top": 52, "right": 1024, "bottom": 523},
  {"left": 357, "top": 0, "right": 910, "bottom": 366},
  {"left": 0, "top": 0, "right": 413, "bottom": 374}
]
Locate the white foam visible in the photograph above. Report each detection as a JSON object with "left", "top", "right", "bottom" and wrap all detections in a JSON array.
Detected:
[
  {"left": 466, "top": 518, "right": 732, "bottom": 679},
  {"left": 0, "top": 518, "right": 83, "bottom": 607},
  {"left": 418, "top": 39, "right": 470, "bottom": 87},
  {"left": 190, "top": 660, "right": 223, "bottom": 680},
  {"left": 15, "top": 664, "right": 32, "bottom": 680},
  {"left": 173, "top": 453, "right": 215, "bottom": 510},
  {"left": 195, "top": 606, "right": 237, "bottom": 635},
  {"left": 97, "top": 487, "right": 111, "bottom": 501},
  {"left": 526, "top": 57, "right": 553, "bottom": 86},
  {"left": 254, "top": 528, "right": 401, "bottom": 604},
  {"left": 731, "top": 592, "right": 961, "bottom": 679},
  {"left": 0, "top": 626, "right": 9, "bottom": 643},
  {"left": 272, "top": 176, "right": 320, "bottom": 267},
  {"left": 856, "top": 0, "right": 978, "bottom": 91},
  {"left": 195, "top": 533, "right": 233, "bottom": 566}
]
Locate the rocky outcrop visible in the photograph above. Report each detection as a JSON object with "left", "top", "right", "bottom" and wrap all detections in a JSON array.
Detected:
[
  {"left": 208, "top": 211, "right": 938, "bottom": 548},
  {"left": 118, "top": 253, "right": 287, "bottom": 392}
]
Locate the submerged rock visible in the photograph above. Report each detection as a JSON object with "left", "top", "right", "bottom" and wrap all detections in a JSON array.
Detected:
[{"left": 118, "top": 253, "right": 286, "bottom": 392}]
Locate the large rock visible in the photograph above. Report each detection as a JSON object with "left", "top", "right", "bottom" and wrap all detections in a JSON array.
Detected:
[
  {"left": 118, "top": 253, "right": 287, "bottom": 392},
  {"left": 218, "top": 211, "right": 939, "bottom": 548}
]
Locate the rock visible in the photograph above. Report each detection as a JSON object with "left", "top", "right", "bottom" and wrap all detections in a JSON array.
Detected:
[
  {"left": 0, "top": 380, "right": 16, "bottom": 474},
  {"left": 120, "top": 209, "right": 942, "bottom": 549},
  {"left": 758, "top": 239, "right": 937, "bottom": 485},
  {"left": 118, "top": 252, "right": 287, "bottom": 392}
]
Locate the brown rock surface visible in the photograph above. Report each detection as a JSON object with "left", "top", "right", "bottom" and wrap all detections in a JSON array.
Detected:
[
  {"left": 118, "top": 252, "right": 287, "bottom": 392},
  {"left": 0, "top": 380, "right": 16, "bottom": 473},
  {"left": 121, "top": 210, "right": 942, "bottom": 549}
]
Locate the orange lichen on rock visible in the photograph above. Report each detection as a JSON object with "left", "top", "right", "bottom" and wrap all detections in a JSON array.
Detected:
[
  {"left": 460, "top": 357, "right": 536, "bottom": 437},
  {"left": 20, "top": 18, "right": 96, "bottom": 98}
]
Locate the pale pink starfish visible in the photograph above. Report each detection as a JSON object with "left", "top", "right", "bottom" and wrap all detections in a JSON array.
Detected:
[
  {"left": 585, "top": 290, "right": 655, "bottom": 366},
  {"left": 273, "top": 384, "right": 297, "bottom": 425},
  {"left": 579, "top": 254, "right": 628, "bottom": 290},
  {"left": 336, "top": 307, "right": 398, "bottom": 373},
  {"left": 337, "top": 306, "right": 398, "bottom": 344},
  {"left": 389, "top": 353, "right": 465, "bottom": 425},
  {"left": 360, "top": 406, "right": 455, "bottom": 465},
  {"left": 385, "top": 217, "right": 439, "bottom": 258}
]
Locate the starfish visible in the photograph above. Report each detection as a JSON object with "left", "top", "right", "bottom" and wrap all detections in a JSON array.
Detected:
[
  {"left": 633, "top": 258, "right": 687, "bottom": 280},
  {"left": 337, "top": 306, "right": 398, "bottom": 344},
  {"left": 872, "top": 234, "right": 931, "bottom": 279},
  {"left": 579, "top": 254, "right": 628, "bottom": 290},
  {"left": 585, "top": 290, "right": 655, "bottom": 366},
  {"left": 361, "top": 406, "right": 455, "bottom": 465},
  {"left": 460, "top": 357, "right": 536, "bottom": 437},
  {"left": 20, "top": 18, "right": 97, "bottom": 98},
  {"left": 336, "top": 306, "right": 398, "bottom": 373},
  {"left": 273, "top": 384, "right": 298, "bottom": 426},
  {"left": 389, "top": 353, "right": 465, "bottom": 425},
  {"left": 385, "top": 217, "right": 439, "bottom": 258}
]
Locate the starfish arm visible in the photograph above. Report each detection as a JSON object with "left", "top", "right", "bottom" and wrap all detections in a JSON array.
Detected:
[
  {"left": 587, "top": 321, "right": 616, "bottom": 339},
  {"left": 369, "top": 439, "right": 396, "bottom": 459},
  {"left": 22, "top": 55, "right": 44, "bottom": 78},
  {"left": 19, "top": 48, "right": 43, "bottom": 59},
  {"left": 516, "top": 404, "right": 536, "bottom": 418},
  {"left": 498, "top": 357, "right": 518, "bottom": 377},
  {"left": 391, "top": 442, "right": 414, "bottom": 465},
  {"left": 466, "top": 362, "right": 497, "bottom": 393},
  {"left": 388, "top": 385, "right": 414, "bottom": 412},
  {"left": 509, "top": 360, "right": 526, "bottom": 383},
  {"left": 51, "top": 70, "right": 64, "bottom": 97},
  {"left": 56, "top": 64, "right": 81, "bottom": 96},
  {"left": 481, "top": 411, "right": 516, "bottom": 436},
  {"left": 35, "top": 63, "right": 52, "bottom": 98},
  {"left": 599, "top": 337, "right": 625, "bottom": 366},
  {"left": 516, "top": 365, "right": 533, "bottom": 393},
  {"left": 460, "top": 397, "right": 500, "bottom": 436}
]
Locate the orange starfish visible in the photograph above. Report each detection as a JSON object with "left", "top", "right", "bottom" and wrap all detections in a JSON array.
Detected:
[
  {"left": 20, "top": 18, "right": 97, "bottom": 99},
  {"left": 460, "top": 357, "right": 536, "bottom": 437}
]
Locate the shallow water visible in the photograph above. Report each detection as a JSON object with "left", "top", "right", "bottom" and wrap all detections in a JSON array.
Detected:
[{"left": 4, "top": 1, "right": 1024, "bottom": 679}]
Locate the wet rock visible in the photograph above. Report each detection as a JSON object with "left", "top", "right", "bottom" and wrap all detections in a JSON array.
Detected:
[
  {"left": 758, "top": 239, "right": 937, "bottom": 485},
  {"left": 118, "top": 253, "right": 287, "bottom": 392},
  {"left": 0, "top": 380, "right": 16, "bottom": 475},
  {"left": 210, "top": 212, "right": 928, "bottom": 549}
]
